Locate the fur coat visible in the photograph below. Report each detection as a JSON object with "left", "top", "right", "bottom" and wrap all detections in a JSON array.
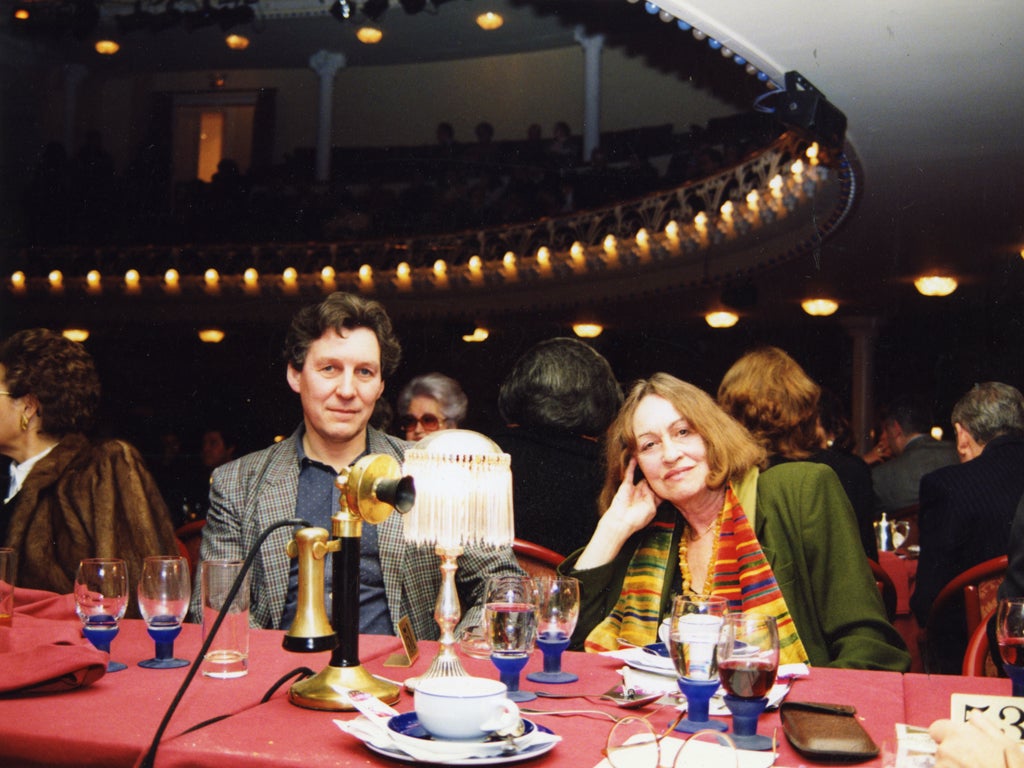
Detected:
[{"left": 3, "top": 433, "right": 179, "bottom": 618}]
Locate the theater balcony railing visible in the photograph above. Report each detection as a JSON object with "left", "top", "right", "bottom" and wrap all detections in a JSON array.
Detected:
[{"left": 5, "top": 130, "right": 854, "bottom": 321}]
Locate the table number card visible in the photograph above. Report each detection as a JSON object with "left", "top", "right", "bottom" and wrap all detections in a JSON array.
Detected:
[
  {"left": 951, "top": 693, "right": 1024, "bottom": 740},
  {"left": 384, "top": 616, "right": 420, "bottom": 667}
]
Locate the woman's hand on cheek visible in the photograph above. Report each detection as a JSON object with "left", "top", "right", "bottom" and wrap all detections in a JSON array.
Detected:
[{"left": 606, "top": 458, "right": 658, "bottom": 534}]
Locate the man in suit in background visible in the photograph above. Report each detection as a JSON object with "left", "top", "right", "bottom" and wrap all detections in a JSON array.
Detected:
[
  {"left": 871, "top": 394, "right": 958, "bottom": 514},
  {"left": 192, "top": 292, "right": 523, "bottom": 640},
  {"left": 910, "top": 382, "right": 1024, "bottom": 673}
]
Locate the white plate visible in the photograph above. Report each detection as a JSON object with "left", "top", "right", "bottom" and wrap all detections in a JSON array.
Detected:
[{"left": 365, "top": 720, "right": 558, "bottom": 765}]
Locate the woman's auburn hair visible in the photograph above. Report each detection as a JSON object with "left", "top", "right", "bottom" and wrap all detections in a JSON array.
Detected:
[
  {"left": 598, "top": 373, "right": 766, "bottom": 512},
  {"left": 717, "top": 346, "right": 822, "bottom": 460}
]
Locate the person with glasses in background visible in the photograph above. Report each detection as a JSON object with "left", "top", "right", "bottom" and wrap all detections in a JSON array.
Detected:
[{"left": 395, "top": 372, "right": 468, "bottom": 441}]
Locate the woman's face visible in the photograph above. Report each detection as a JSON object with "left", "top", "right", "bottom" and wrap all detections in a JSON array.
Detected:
[
  {"left": 401, "top": 395, "right": 447, "bottom": 441},
  {"left": 632, "top": 394, "right": 712, "bottom": 507}
]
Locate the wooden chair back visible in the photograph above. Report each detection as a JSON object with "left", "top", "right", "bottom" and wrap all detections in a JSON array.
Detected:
[
  {"left": 923, "top": 554, "right": 1007, "bottom": 673},
  {"left": 962, "top": 607, "right": 1001, "bottom": 676},
  {"left": 512, "top": 539, "right": 565, "bottom": 580}
]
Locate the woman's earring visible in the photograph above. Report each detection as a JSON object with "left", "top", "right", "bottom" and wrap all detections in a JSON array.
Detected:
[{"left": 20, "top": 412, "right": 29, "bottom": 431}]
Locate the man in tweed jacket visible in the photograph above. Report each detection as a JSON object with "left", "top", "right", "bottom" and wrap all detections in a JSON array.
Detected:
[{"left": 192, "top": 292, "right": 524, "bottom": 639}]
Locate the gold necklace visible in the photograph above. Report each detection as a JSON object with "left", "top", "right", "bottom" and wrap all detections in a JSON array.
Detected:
[{"left": 678, "top": 509, "right": 723, "bottom": 598}]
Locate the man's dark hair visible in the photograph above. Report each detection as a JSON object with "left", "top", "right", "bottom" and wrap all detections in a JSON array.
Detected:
[
  {"left": 881, "top": 394, "right": 934, "bottom": 435},
  {"left": 498, "top": 337, "right": 622, "bottom": 437},
  {"left": 283, "top": 292, "right": 401, "bottom": 378}
]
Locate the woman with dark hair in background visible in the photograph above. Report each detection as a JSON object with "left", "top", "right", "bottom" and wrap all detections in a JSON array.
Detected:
[
  {"left": 493, "top": 337, "right": 623, "bottom": 556},
  {"left": 1, "top": 329, "right": 177, "bottom": 615}
]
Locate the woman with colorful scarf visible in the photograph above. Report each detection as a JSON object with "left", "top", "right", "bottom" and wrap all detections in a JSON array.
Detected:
[{"left": 562, "top": 373, "right": 909, "bottom": 671}]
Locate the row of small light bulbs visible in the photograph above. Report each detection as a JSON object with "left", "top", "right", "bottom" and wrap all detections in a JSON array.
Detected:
[{"left": 10, "top": 147, "right": 961, "bottom": 334}]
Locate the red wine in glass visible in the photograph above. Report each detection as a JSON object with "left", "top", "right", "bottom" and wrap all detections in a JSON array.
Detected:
[{"left": 719, "top": 659, "right": 777, "bottom": 699}]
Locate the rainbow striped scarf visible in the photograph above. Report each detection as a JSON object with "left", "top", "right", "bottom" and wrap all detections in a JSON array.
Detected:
[{"left": 584, "top": 486, "right": 809, "bottom": 665}]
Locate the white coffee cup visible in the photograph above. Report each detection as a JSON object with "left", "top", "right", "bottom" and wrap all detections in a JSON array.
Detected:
[
  {"left": 658, "top": 617, "right": 672, "bottom": 646},
  {"left": 414, "top": 676, "right": 519, "bottom": 741}
]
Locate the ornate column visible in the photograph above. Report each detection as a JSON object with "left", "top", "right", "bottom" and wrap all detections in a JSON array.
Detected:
[
  {"left": 574, "top": 27, "right": 604, "bottom": 163},
  {"left": 841, "top": 315, "right": 881, "bottom": 455},
  {"left": 308, "top": 50, "right": 346, "bottom": 183},
  {"left": 63, "top": 63, "right": 88, "bottom": 152}
]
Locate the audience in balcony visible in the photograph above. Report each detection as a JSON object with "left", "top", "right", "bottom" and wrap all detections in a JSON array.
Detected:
[{"left": 13, "top": 115, "right": 779, "bottom": 250}]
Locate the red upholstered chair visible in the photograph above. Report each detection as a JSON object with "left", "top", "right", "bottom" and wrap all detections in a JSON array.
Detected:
[
  {"left": 174, "top": 519, "right": 207, "bottom": 579},
  {"left": 962, "top": 608, "right": 1001, "bottom": 677},
  {"left": 921, "top": 554, "right": 1007, "bottom": 674},
  {"left": 512, "top": 539, "right": 565, "bottom": 579},
  {"left": 868, "top": 558, "right": 898, "bottom": 622}
]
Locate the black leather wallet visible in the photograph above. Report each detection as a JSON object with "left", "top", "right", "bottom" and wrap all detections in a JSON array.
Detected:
[{"left": 780, "top": 701, "right": 880, "bottom": 761}]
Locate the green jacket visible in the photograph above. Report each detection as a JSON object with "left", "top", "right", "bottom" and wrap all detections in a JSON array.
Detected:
[{"left": 563, "top": 462, "right": 910, "bottom": 671}]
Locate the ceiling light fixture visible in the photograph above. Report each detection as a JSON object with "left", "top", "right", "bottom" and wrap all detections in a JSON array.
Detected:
[
  {"left": 94, "top": 39, "right": 120, "bottom": 55},
  {"left": 476, "top": 12, "right": 503, "bottom": 30},
  {"left": 63, "top": 328, "right": 90, "bottom": 342},
  {"left": 198, "top": 328, "right": 226, "bottom": 343},
  {"left": 572, "top": 323, "right": 603, "bottom": 339},
  {"left": 705, "top": 310, "right": 739, "bottom": 329},
  {"left": 225, "top": 33, "right": 249, "bottom": 49},
  {"left": 914, "top": 275, "right": 958, "bottom": 297},
  {"left": 801, "top": 298, "right": 839, "bottom": 316},
  {"left": 356, "top": 26, "right": 382, "bottom": 44},
  {"left": 462, "top": 327, "right": 489, "bottom": 343}
]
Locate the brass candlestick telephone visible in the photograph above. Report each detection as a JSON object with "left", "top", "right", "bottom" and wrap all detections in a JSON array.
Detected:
[{"left": 283, "top": 453, "right": 414, "bottom": 711}]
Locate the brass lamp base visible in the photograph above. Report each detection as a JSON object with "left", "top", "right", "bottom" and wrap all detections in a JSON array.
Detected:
[{"left": 288, "top": 664, "right": 401, "bottom": 711}]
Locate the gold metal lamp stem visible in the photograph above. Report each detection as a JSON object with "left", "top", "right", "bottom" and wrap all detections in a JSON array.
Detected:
[{"left": 416, "top": 545, "right": 468, "bottom": 682}]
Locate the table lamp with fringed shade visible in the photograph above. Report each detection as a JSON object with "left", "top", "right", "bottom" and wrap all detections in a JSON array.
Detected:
[{"left": 402, "top": 429, "right": 514, "bottom": 682}]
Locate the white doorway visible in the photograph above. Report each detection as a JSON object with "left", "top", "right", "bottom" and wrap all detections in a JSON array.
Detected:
[{"left": 171, "top": 92, "right": 258, "bottom": 183}]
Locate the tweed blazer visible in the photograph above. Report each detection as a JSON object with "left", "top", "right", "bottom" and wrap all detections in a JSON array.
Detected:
[
  {"left": 3, "top": 433, "right": 179, "bottom": 619},
  {"left": 193, "top": 426, "right": 525, "bottom": 640}
]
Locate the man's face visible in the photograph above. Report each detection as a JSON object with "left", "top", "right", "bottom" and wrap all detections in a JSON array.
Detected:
[
  {"left": 286, "top": 327, "right": 384, "bottom": 454},
  {"left": 200, "top": 431, "right": 234, "bottom": 469}
]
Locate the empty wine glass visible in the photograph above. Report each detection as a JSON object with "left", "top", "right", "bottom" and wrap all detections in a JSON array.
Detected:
[
  {"left": 526, "top": 576, "right": 580, "bottom": 684},
  {"left": 717, "top": 612, "right": 779, "bottom": 750},
  {"left": 996, "top": 597, "right": 1024, "bottom": 696},
  {"left": 74, "top": 558, "right": 129, "bottom": 673},
  {"left": 668, "top": 594, "right": 728, "bottom": 733},
  {"left": 138, "top": 555, "right": 191, "bottom": 669},
  {"left": 483, "top": 575, "right": 539, "bottom": 702}
]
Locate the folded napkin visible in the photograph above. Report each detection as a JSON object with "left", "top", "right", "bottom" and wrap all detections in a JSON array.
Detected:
[
  {"left": 13, "top": 587, "right": 79, "bottom": 620},
  {"left": 1, "top": 593, "right": 108, "bottom": 695}
]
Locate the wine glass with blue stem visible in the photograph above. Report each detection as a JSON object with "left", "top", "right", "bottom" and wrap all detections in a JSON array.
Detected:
[
  {"left": 74, "top": 558, "right": 129, "bottom": 673},
  {"left": 716, "top": 612, "right": 780, "bottom": 750},
  {"left": 138, "top": 555, "right": 191, "bottom": 669},
  {"left": 669, "top": 594, "right": 728, "bottom": 733},
  {"left": 527, "top": 576, "right": 580, "bottom": 684},
  {"left": 484, "top": 575, "right": 539, "bottom": 702}
]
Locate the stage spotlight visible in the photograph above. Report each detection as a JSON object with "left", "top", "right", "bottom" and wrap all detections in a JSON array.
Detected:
[
  {"left": 329, "top": 0, "right": 352, "bottom": 21},
  {"left": 361, "top": 0, "right": 388, "bottom": 21}
]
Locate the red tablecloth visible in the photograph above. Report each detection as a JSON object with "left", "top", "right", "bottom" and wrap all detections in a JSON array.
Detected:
[{"left": 0, "top": 601, "right": 1003, "bottom": 768}]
